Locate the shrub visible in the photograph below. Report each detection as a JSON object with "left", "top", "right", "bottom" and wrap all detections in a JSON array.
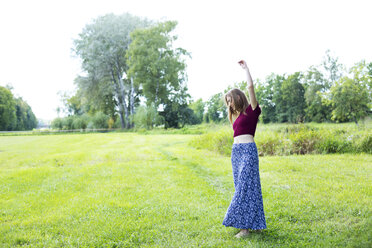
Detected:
[
  {"left": 92, "top": 112, "right": 109, "bottom": 129},
  {"left": 62, "top": 116, "right": 74, "bottom": 130},
  {"left": 355, "top": 134, "right": 372, "bottom": 153},
  {"left": 256, "top": 131, "right": 283, "bottom": 156},
  {"left": 72, "top": 115, "right": 89, "bottom": 130},
  {"left": 289, "top": 129, "right": 320, "bottom": 155},
  {"left": 51, "top": 117, "right": 63, "bottom": 130}
]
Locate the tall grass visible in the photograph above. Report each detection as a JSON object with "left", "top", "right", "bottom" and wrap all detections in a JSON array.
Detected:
[{"left": 189, "top": 120, "right": 372, "bottom": 156}]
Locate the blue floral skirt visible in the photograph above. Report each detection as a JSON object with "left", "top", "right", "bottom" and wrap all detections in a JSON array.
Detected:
[{"left": 222, "top": 142, "right": 267, "bottom": 230}]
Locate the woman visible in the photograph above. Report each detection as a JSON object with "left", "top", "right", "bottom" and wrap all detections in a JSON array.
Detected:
[{"left": 222, "top": 60, "right": 267, "bottom": 238}]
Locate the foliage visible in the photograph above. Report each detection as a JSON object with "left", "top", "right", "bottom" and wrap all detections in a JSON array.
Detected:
[
  {"left": 92, "top": 111, "right": 110, "bottom": 129},
  {"left": 188, "top": 98, "right": 205, "bottom": 124},
  {"left": 132, "top": 104, "right": 164, "bottom": 129},
  {"left": 0, "top": 86, "right": 16, "bottom": 130},
  {"left": 127, "top": 21, "right": 189, "bottom": 107},
  {"left": 205, "top": 93, "right": 226, "bottom": 123},
  {"left": 73, "top": 13, "right": 149, "bottom": 128},
  {"left": 280, "top": 72, "right": 306, "bottom": 123},
  {"left": 330, "top": 76, "right": 369, "bottom": 124},
  {"left": 127, "top": 21, "right": 191, "bottom": 129},
  {"left": 303, "top": 66, "right": 332, "bottom": 122},
  {"left": 0, "top": 86, "right": 37, "bottom": 131}
]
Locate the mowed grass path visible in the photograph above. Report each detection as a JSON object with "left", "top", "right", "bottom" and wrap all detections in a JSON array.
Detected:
[{"left": 0, "top": 133, "right": 371, "bottom": 247}]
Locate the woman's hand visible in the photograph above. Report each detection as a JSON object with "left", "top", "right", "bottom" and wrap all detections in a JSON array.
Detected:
[{"left": 238, "top": 60, "right": 249, "bottom": 70}]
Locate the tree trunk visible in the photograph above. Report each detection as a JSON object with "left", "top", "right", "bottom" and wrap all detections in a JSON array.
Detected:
[
  {"left": 111, "top": 70, "right": 125, "bottom": 129},
  {"left": 130, "top": 77, "right": 135, "bottom": 128},
  {"left": 117, "top": 71, "right": 129, "bottom": 129}
]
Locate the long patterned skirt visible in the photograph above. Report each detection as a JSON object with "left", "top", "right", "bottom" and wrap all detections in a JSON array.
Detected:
[{"left": 222, "top": 142, "right": 267, "bottom": 230}]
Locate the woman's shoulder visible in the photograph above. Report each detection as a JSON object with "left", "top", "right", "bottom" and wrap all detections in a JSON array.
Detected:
[{"left": 246, "top": 103, "right": 261, "bottom": 115}]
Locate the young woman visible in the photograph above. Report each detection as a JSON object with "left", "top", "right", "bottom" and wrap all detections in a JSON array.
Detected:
[{"left": 222, "top": 60, "right": 267, "bottom": 238}]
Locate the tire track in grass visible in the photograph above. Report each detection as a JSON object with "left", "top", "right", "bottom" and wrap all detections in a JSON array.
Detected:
[{"left": 156, "top": 141, "right": 231, "bottom": 198}]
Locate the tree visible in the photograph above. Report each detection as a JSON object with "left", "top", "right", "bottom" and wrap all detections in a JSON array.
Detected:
[
  {"left": 73, "top": 13, "right": 149, "bottom": 129},
  {"left": 14, "top": 97, "right": 37, "bottom": 130},
  {"left": 330, "top": 76, "right": 369, "bottom": 124},
  {"left": 257, "top": 74, "right": 285, "bottom": 123},
  {"left": 0, "top": 86, "right": 16, "bottom": 130},
  {"left": 189, "top": 98, "right": 205, "bottom": 124},
  {"left": 303, "top": 66, "right": 332, "bottom": 122},
  {"left": 280, "top": 72, "right": 306, "bottom": 123},
  {"left": 205, "top": 93, "right": 226, "bottom": 123},
  {"left": 350, "top": 60, "right": 372, "bottom": 109},
  {"left": 127, "top": 21, "right": 189, "bottom": 107},
  {"left": 133, "top": 104, "right": 164, "bottom": 129},
  {"left": 127, "top": 21, "right": 190, "bottom": 128}
]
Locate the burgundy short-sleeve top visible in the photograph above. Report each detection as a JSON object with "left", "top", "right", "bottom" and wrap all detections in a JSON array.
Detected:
[{"left": 233, "top": 103, "right": 261, "bottom": 137}]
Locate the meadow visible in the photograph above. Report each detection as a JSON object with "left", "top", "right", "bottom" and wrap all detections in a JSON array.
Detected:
[{"left": 0, "top": 127, "right": 371, "bottom": 247}]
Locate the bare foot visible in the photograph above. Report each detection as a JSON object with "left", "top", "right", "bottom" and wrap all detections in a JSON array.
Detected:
[{"left": 235, "top": 229, "right": 250, "bottom": 238}]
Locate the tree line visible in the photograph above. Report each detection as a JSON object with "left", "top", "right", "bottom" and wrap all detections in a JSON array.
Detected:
[
  {"left": 0, "top": 85, "right": 37, "bottom": 131},
  {"left": 54, "top": 13, "right": 371, "bottom": 130}
]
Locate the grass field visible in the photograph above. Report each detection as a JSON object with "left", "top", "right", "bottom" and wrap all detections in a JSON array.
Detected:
[{"left": 0, "top": 133, "right": 371, "bottom": 247}]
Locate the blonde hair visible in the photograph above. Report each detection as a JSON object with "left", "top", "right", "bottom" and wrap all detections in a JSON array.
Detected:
[{"left": 224, "top": 88, "right": 249, "bottom": 124}]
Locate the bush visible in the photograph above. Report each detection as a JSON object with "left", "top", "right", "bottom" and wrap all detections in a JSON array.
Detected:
[
  {"left": 189, "top": 122, "right": 371, "bottom": 156},
  {"left": 92, "top": 112, "right": 109, "bottom": 129},
  {"left": 51, "top": 117, "right": 63, "bottom": 130},
  {"left": 256, "top": 131, "right": 286, "bottom": 156},
  {"left": 355, "top": 134, "right": 372, "bottom": 153},
  {"left": 72, "top": 115, "right": 89, "bottom": 130},
  {"left": 289, "top": 129, "right": 320, "bottom": 155},
  {"left": 62, "top": 116, "right": 74, "bottom": 130},
  {"left": 189, "top": 129, "right": 233, "bottom": 156}
]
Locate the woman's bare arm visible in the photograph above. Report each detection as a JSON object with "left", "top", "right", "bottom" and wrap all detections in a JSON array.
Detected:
[{"left": 238, "top": 60, "right": 258, "bottom": 110}]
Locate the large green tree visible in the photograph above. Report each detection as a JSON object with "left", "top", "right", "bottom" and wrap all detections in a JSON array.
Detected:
[
  {"left": 73, "top": 13, "right": 149, "bottom": 128},
  {"left": 127, "top": 21, "right": 191, "bottom": 128}
]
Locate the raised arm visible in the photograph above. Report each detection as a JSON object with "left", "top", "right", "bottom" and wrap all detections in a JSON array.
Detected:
[{"left": 238, "top": 60, "right": 258, "bottom": 110}]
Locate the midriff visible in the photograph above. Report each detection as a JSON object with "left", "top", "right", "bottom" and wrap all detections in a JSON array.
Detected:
[{"left": 233, "top": 134, "right": 254, "bottom": 144}]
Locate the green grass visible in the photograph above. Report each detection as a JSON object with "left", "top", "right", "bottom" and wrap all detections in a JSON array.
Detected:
[{"left": 0, "top": 133, "right": 371, "bottom": 247}]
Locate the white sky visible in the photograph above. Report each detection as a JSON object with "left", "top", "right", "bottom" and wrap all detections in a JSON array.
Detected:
[{"left": 1, "top": 0, "right": 372, "bottom": 120}]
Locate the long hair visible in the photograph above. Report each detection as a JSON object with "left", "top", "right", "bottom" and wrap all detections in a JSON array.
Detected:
[{"left": 224, "top": 88, "right": 249, "bottom": 124}]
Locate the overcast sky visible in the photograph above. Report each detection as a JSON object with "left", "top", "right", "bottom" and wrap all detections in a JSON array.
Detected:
[{"left": 1, "top": 0, "right": 372, "bottom": 120}]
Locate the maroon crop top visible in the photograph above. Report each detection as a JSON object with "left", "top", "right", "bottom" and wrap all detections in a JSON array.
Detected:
[{"left": 233, "top": 103, "right": 261, "bottom": 137}]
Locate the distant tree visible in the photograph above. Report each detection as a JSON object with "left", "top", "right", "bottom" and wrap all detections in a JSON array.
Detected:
[
  {"left": 0, "top": 86, "right": 16, "bottom": 130},
  {"left": 160, "top": 85, "right": 194, "bottom": 128},
  {"left": 330, "top": 76, "right": 370, "bottom": 125},
  {"left": 189, "top": 98, "right": 205, "bottom": 124},
  {"left": 205, "top": 93, "right": 226, "bottom": 123},
  {"left": 280, "top": 72, "right": 306, "bottom": 123},
  {"left": 133, "top": 104, "right": 164, "bottom": 129},
  {"left": 350, "top": 60, "right": 372, "bottom": 109},
  {"left": 51, "top": 117, "right": 63, "bottom": 130},
  {"left": 303, "top": 66, "right": 332, "bottom": 122},
  {"left": 14, "top": 97, "right": 37, "bottom": 130},
  {"left": 257, "top": 74, "right": 285, "bottom": 123}
]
